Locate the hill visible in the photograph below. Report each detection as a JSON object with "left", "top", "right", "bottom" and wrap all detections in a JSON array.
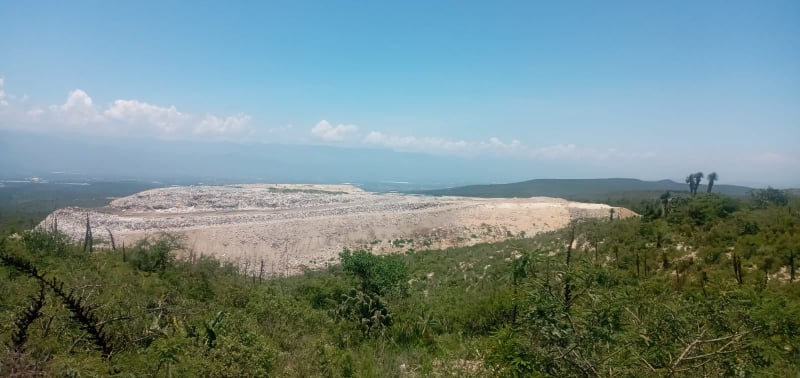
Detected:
[
  {"left": 40, "top": 184, "right": 632, "bottom": 274},
  {"left": 417, "top": 178, "right": 754, "bottom": 200}
]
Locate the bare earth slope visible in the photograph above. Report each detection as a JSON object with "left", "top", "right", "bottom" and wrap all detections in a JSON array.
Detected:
[{"left": 41, "top": 184, "right": 635, "bottom": 275}]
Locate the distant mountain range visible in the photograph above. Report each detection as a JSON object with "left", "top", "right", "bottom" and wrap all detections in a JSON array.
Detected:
[{"left": 416, "top": 178, "right": 756, "bottom": 200}]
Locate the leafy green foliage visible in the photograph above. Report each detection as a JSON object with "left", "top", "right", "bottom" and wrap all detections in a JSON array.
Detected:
[
  {"left": 10, "top": 281, "right": 46, "bottom": 352},
  {"left": 751, "top": 187, "right": 790, "bottom": 207},
  {"left": 21, "top": 228, "right": 70, "bottom": 256},
  {"left": 128, "top": 234, "right": 180, "bottom": 273},
  {"left": 1, "top": 189, "right": 798, "bottom": 376},
  {"left": 339, "top": 249, "right": 408, "bottom": 296}
]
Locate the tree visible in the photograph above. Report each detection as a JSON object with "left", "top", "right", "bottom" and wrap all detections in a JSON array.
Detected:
[
  {"left": 751, "top": 187, "right": 789, "bottom": 207},
  {"left": 693, "top": 172, "right": 704, "bottom": 196},
  {"left": 707, "top": 172, "right": 718, "bottom": 193},
  {"left": 686, "top": 172, "right": 705, "bottom": 195}
]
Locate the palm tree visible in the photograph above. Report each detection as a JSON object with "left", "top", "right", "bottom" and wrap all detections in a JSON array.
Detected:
[
  {"left": 707, "top": 172, "right": 718, "bottom": 193},
  {"left": 686, "top": 172, "right": 703, "bottom": 195},
  {"left": 693, "top": 172, "right": 704, "bottom": 196}
]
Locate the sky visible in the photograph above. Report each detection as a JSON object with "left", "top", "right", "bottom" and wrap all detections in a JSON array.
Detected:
[{"left": 1, "top": 1, "right": 798, "bottom": 186}]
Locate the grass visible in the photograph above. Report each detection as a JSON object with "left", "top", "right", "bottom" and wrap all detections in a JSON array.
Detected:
[{"left": 1, "top": 187, "right": 799, "bottom": 376}]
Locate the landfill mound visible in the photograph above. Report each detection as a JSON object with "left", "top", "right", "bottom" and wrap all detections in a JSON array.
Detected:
[{"left": 42, "top": 184, "right": 635, "bottom": 275}]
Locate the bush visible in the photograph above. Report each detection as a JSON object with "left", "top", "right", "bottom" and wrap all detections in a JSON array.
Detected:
[
  {"left": 21, "top": 228, "right": 69, "bottom": 256},
  {"left": 128, "top": 234, "right": 181, "bottom": 273},
  {"left": 339, "top": 249, "right": 408, "bottom": 296},
  {"left": 751, "top": 187, "right": 789, "bottom": 208}
]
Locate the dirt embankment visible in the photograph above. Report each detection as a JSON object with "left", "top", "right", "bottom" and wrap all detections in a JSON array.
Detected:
[{"left": 41, "top": 184, "right": 635, "bottom": 275}]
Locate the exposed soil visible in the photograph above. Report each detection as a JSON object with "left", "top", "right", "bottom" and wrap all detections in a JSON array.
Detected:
[{"left": 41, "top": 184, "right": 635, "bottom": 275}]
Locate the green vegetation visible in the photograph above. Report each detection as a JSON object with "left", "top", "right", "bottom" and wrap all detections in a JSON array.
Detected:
[
  {"left": 391, "top": 239, "right": 413, "bottom": 248},
  {"left": 1, "top": 188, "right": 799, "bottom": 376},
  {"left": 0, "top": 182, "right": 158, "bottom": 237},
  {"left": 417, "top": 178, "right": 754, "bottom": 205}
]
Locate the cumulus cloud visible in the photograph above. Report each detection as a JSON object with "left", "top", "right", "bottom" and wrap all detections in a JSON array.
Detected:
[
  {"left": 104, "top": 99, "right": 188, "bottom": 135},
  {"left": 49, "top": 89, "right": 103, "bottom": 125},
  {"left": 315, "top": 119, "right": 654, "bottom": 162},
  {"left": 311, "top": 120, "right": 359, "bottom": 142},
  {"left": 363, "top": 131, "right": 583, "bottom": 159},
  {"left": 194, "top": 114, "right": 253, "bottom": 139},
  {"left": 0, "top": 79, "right": 252, "bottom": 141},
  {"left": 0, "top": 77, "right": 655, "bottom": 162},
  {"left": 363, "top": 131, "right": 470, "bottom": 155}
]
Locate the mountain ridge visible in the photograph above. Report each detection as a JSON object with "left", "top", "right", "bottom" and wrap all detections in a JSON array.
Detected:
[{"left": 415, "top": 177, "right": 755, "bottom": 199}]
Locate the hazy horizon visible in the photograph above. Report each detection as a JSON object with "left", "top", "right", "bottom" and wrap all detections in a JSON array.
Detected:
[
  {"left": 1, "top": 128, "right": 795, "bottom": 189},
  {"left": 1, "top": 1, "right": 798, "bottom": 187}
]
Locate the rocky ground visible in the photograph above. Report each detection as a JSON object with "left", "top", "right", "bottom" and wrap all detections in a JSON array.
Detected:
[{"left": 41, "top": 184, "right": 635, "bottom": 275}]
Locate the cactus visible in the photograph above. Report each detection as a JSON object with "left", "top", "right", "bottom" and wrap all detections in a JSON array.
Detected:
[{"left": 337, "top": 289, "right": 393, "bottom": 336}]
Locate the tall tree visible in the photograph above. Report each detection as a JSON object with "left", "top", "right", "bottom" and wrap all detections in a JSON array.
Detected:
[
  {"left": 692, "top": 172, "right": 704, "bottom": 196},
  {"left": 707, "top": 172, "right": 718, "bottom": 193},
  {"left": 686, "top": 172, "right": 703, "bottom": 195}
]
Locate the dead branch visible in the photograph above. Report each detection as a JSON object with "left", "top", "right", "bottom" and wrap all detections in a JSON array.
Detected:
[{"left": 670, "top": 329, "right": 753, "bottom": 373}]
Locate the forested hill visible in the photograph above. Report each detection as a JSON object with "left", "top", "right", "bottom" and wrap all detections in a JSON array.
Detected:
[{"left": 417, "top": 178, "right": 754, "bottom": 200}]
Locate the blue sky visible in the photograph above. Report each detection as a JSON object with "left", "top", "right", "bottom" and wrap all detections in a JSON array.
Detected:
[{"left": 1, "top": 1, "right": 798, "bottom": 186}]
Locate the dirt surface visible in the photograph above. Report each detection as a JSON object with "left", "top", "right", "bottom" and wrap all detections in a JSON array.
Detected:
[{"left": 41, "top": 184, "right": 635, "bottom": 275}]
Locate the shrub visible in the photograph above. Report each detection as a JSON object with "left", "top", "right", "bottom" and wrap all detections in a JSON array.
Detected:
[
  {"left": 339, "top": 249, "right": 408, "bottom": 296},
  {"left": 21, "top": 228, "right": 69, "bottom": 256},
  {"left": 129, "top": 234, "right": 181, "bottom": 273}
]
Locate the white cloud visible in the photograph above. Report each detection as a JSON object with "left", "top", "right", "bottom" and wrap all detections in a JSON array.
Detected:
[
  {"left": 363, "top": 131, "right": 470, "bottom": 155},
  {"left": 0, "top": 79, "right": 253, "bottom": 141},
  {"left": 311, "top": 120, "right": 358, "bottom": 142},
  {"left": 194, "top": 114, "right": 252, "bottom": 138},
  {"left": 104, "top": 99, "right": 188, "bottom": 135},
  {"left": 363, "top": 130, "right": 578, "bottom": 159},
  {"left": 316, "top": 119, "right": 654, "bottom": 162},
  {"left": 26, "top": 107, "right": 45, "bottom": 120},
  {"left": 0, "top": 78, "right": 658, "bottom": 162},
  {"left": 48, "top": 89, "right": 103, "bottom": 125}
]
